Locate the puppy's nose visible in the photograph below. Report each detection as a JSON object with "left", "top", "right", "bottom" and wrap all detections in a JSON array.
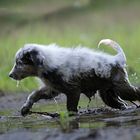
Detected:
[{"left": 9, "top": 73, "right": 14, "bottom": 78}]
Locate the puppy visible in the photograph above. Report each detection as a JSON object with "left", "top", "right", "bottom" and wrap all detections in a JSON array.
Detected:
[{"left": 9, "top": 39, "right": 140, "bottom": 116}]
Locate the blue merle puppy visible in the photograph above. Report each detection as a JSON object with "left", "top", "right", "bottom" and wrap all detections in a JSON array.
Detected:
[{"left": 9, "top": 39, "right": 140, "bottom": 116}]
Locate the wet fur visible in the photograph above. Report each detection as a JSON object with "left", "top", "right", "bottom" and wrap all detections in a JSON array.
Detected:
[{"left": 9, "top": 40, "right": 140, "bottom": 116}]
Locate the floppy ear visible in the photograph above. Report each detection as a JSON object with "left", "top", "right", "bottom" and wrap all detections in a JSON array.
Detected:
[{"left": 29, "top": 50, "right": 44, "bottom": 67}]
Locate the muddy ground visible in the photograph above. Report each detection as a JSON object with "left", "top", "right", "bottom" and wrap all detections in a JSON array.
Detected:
[{"left": 0, "top": 92, "right": 140, "bottom": 140}]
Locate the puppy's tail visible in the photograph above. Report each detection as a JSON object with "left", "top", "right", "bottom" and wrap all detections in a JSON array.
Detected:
[{"left": 98, "top": 39, "right": 126, "bottom": 67}]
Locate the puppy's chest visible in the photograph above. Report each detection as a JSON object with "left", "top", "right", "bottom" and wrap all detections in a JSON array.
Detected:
[{"left": 40, "top": 71, "right": 70, "bottom": 92}]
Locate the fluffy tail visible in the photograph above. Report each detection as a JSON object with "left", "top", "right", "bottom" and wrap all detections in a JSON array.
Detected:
[{"left": 98, "top": 39, "right": 126, "bottom": 67}]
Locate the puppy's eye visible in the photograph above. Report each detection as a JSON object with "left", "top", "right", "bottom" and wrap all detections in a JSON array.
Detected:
[
  {"left": 16, "top": 60, "right": 22, "bottom": 65},
  {"left": 23, "top": 61, "right": 30, "bottom": 65},
  {"left": 23, "top": 58, "right": 33, "bottom": 65},
  {"left": 21, "top": 55, "right": 32, "bottom": 65}
]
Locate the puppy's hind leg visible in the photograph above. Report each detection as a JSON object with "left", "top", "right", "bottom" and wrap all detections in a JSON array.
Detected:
[
  {"left": 116, "top": 82, "right": 140, "bottom": 106},
  {"left": 21, "top": 87, "right": 59, "bottom": 116},
  {"left": 99, "top": 89, "right": 128, "bottom": 110}
]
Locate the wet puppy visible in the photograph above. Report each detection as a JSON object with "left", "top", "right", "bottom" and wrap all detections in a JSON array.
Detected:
[{"left": 9, "top": 39, "right": 140, "bottom": 116}]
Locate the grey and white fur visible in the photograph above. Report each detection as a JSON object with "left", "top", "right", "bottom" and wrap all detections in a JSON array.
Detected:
[{"left": 9, "top": 39, "right": 140, "bottom": 116}]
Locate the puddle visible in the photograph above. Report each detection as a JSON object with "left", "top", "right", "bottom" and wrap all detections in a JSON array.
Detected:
[{"left": 0, "top": 94, "right": 140, "bottom": 140}]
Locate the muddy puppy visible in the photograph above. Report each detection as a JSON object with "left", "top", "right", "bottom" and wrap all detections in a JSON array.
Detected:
[{"left": 9, "top": 39, "right": 140, "bottom": 116}]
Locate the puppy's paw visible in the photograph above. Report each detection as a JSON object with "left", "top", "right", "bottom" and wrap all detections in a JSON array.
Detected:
[
  {"left": 21, "top": 105, "right": 30, "bottom": 116},
  {"left": 68, "top": 111, "right": 78, "bottom": 116}
]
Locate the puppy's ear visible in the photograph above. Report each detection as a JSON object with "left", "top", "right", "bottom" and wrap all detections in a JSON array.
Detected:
[{"left": 29, "top": 50, "right": 44, "bottom": 67}]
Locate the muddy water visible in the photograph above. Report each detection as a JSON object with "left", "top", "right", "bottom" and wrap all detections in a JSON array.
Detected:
[{"left": 0, "top": 94, "right": 140, "bottom": 140}]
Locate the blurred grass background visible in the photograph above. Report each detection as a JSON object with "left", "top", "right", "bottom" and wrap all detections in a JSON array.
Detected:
[{"left": 0, "top": 0, "right": 140, "bottom": 92}]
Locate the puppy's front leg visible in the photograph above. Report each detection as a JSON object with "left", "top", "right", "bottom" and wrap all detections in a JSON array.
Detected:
[
  {"left": 21, "top": 87, "right": 58, "bottom": 116},
  {"left": 66, "top": 92, "right": 80, "bottom": 115}
]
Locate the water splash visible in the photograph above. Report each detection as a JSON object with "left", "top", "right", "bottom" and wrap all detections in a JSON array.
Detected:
[
  {"left": 16, "top": 81, "right": 20, "bottom": 87},
  {"left": 131, "top": 72, "right": 139, "bottom": 82},
  {"left": 53, "top": 97, "right": 59, "bottom": 113}
]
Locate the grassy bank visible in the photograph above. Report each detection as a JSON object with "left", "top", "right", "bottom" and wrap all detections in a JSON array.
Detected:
[{"left": 0, "top": 0, "right": 140, "bottom": 92}]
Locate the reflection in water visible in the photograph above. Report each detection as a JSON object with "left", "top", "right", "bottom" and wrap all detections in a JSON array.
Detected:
[{"left": 0, "top": 107, "right": 140, "bottom": 140}]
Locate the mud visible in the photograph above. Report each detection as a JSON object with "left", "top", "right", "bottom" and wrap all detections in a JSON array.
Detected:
[{"left": 0, "top": 93, "right": 140, "bottom": 140}]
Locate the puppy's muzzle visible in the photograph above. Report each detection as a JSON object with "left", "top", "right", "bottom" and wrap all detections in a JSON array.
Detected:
[
  {"left": 9, "top": 72, "right": 14, "bottom": 78},
  {"left": 9, "top": 72, "right": 20, "bottom": 80}
]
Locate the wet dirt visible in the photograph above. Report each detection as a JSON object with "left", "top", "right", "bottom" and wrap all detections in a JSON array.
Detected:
[{"left": 0, "top": 93, "right": 140, "bottom": 140}]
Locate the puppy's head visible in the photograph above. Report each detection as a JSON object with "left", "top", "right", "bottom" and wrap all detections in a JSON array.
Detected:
[{"left": 9, "top": 44, "right": 44, "bottom": 80}]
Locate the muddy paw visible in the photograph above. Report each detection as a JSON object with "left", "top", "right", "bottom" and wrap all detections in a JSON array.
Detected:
[{"left": 21, "top": 106, "right": 30, "bottom": 116}]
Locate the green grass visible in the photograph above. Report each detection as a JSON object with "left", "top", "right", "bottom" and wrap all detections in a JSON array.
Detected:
[{"left": 0, "top": 0, "right": 140, "bottom": 92}]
